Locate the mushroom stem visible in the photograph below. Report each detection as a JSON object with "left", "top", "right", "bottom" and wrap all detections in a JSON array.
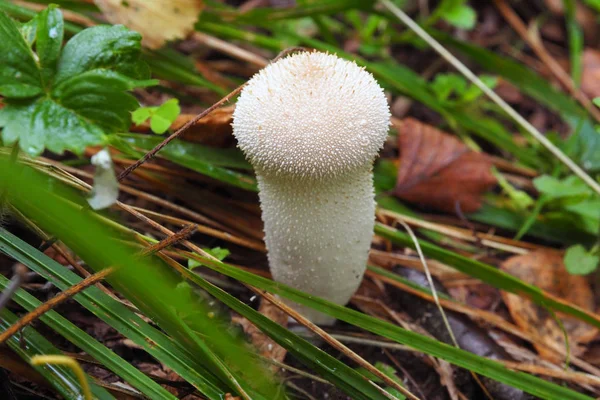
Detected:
[{"left": 258, "top": 167, "right": 375, "bottom": 324}]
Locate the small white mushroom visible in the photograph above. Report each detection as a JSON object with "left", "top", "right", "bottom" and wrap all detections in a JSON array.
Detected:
[{"left": 232, "top": 52, "right": 390, "bottom": 324}]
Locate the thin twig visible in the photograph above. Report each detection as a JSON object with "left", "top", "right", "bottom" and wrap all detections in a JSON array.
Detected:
[{"left": 378, "top": 0, "right": 600, "bottom": 196}]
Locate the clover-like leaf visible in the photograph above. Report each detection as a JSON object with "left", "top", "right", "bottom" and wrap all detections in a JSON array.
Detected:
[{"left": 0, "top": 6, "right": 156, "bottom": 156}]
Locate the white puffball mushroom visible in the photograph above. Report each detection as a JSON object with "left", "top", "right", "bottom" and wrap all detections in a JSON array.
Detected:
[{"left": 232, "top": 52, "right": 390, "bottom": 324}]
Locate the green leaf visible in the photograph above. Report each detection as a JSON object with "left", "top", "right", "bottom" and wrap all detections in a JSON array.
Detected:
[
  {"left": 0, "top": 157, "right": 281, "bottom": 399},
  {"left": 564, "top": 245, "right": 599, "bottom": 275},
  {"left": 373, "top": 223, "right": 600, "bottom": 329},
  {"left": 0, "top": 228, "right": 228, "bottom": 399},
  {"left": 18, "top": 16, "right": 37, "bottom": 46},
  {"left": 189, "top": 247, "right": 230, "bottom": 269},
  {"left": 54, "top": 24, "right": 147, "bottom": 84},
  {"left": 152, "top": 98, "right": 181, "bottom": 131},
  {"left": 0, "top": 10, "right": 42, "bottom": 97},
  {"left": 52, "top": 69, "right": 146, "bottom": 133},
  {"left": 0, "top": 8, "right": 156, "bottom": 156},
  {"left": 150, "top": 115, "right": 173, "bottom": 134},
  {"left": 35, "top": 5, "right": 63, "bottom": 87},
  {"left": 431, "top": 73, "right": 467, "bottom": 101},
  {"left": 131, "top": 106, "right": 153, "bottom": 125},
  {"left": 533, "top": 175, "right": 592, "bottom": 199},
  {"left": 442, "top": 4, "right": 476, "bottom": 29},
  {"left": 1, "top": 98, "right": 104, "bottom": 155}
]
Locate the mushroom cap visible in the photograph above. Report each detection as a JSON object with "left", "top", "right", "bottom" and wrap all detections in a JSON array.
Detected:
[{"left": 232, "top": 52, "right": 390, "bottom": 180}]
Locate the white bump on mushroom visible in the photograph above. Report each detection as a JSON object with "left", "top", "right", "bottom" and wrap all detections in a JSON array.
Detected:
[{"left": 233, "top": 52, "right": 390, "bottom": 324}]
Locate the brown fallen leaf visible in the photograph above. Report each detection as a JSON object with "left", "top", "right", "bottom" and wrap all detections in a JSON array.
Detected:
[
  {"left": 501, "top": 250, "right": 598, "bottom": 362},
  {"left": 394, "top": 118, "right": 497, "bottom": 213},
  {"left": 94, "top": 0, "right": 204, "bottom": 49},
  {"left": 581, "top": 49, "right": 600, "bottom": 99},
  {"left": 232, "top": 299, "right": 288, "bottom": 371}
]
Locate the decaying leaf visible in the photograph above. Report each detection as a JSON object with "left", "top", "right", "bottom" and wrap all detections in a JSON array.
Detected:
[
  {"left": 394, "top": 118, "right": 497, "bottom": 213},
  {"left": 94, "top": 0, "right": 204, "bottom": 49},
  {"left": 581, "top": 49, "right": 600, "bottom": 99},
  {"left": 500, "top": 250, "right": 598, "bottom": 362}
]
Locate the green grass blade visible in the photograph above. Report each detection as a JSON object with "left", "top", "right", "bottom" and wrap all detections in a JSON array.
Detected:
[
  {"left": 191, "top": 277, "right": 392, "bottom": 400},
  {"left": 182, "top": 254, "right": 592, "bottom": 400},
  {"left": 373, "top": 223, "right": 600, "bottom": 329},
  {"left": 0, "top": 308, "right": 115, "bottom": 400},
  {"left": 0, "top": 227, "right": 228, "bottom": 400},
  {"left": 0, "top": 157, "right": 281, "bottom": 399},
  {"left": 0, "top": 275, "right": 178, "bottom": 400}
]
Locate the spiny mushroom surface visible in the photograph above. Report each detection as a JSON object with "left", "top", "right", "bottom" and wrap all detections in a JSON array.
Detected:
[{"left": 233, "top": 52, "right": 390, "bottom": 324}]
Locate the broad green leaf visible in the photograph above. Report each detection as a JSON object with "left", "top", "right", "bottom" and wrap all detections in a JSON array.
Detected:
[
  {"left": 54, "top": 24, "right": 147, "bottom": 84},
  {"left": 0, "top": 308, "right": 114, "bottom": 400},
  {"left": 0, "top": 10, "right": 42, "bottom": 97},
  {"left": 533, "top": 175, "right": 591, "bottom": 199},
  {"left": 1, "top": 98, "right": 104, "bottom": 155},
  {"left": 152, "top": 99, "right": 181, "bottom": 132},
  {"left": 150, "top": 112, "right": 174, "bottom": 134},
  {"left": 0, "top": 8, "right": 156, "bottom": 156},
  {"left": 0, "top": 275, "right": 178, "bottom": 400},
  {"left": 564, "top": 245, "right": 599, "bottom": 275},
  {"left": 52, "top": 69, "right": 146, "bottom": 133},
  {"left": 36, "top": 5, "right": 63, "bottom": 87}
]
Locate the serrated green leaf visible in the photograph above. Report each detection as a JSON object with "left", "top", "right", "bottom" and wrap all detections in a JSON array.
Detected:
[
  {"left": 1, "top": 98, "right": 105, "bottom": 155},
  {"left": 36, "top": 5, "right": 63, "bottom": 87},
  {"left": 0, "top": 8, "right": 156, "bottom": 156},
  {"left": 0, "top": 10, "right": 42, "bottom": 97},
  {"left": 54, "top": 24, "right": 147, "bottom": 84},
  {"left": 564, "top": 245, "right": 599, "bottom": 275},
  {"left": 53, "top": 70, "right": 144, "bottom": 133}
]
